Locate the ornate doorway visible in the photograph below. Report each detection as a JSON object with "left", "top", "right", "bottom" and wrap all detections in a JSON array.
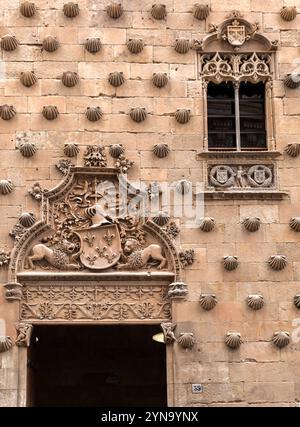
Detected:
[{"left": 27, "top": 324, "right": 167, "bottom": 407}]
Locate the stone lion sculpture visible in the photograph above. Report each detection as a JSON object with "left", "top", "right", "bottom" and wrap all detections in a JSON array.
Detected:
[
  {"left": 27, "top": 239, "right": 80, "bottom": 270},
  {"left": 117, "top": 238, "right": 167, "bottom": 270}
]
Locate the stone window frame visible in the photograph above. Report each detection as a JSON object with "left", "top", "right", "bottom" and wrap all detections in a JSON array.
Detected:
[{"left": 199, "top": 51, "right": 276, "bottom": 153}]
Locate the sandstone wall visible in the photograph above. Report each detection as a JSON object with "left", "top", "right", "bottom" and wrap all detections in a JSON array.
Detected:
[{"left": 1, "top": 0, "right": 300, "bottom": 407}]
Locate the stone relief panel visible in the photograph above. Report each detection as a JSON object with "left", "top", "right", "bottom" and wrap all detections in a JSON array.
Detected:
[
  {"left": 20, "top": 283, "right": 171, "bottom": 322},
  {"left": 207, "top": 163, "right": 276, "bottom": 191}
]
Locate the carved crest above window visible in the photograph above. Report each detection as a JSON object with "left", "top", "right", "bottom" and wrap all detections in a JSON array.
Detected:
[{"left": 193, "top": 11, "right": 278, "bottom": 52}]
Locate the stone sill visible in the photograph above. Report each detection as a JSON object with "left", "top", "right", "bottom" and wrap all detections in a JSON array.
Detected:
[
  {"left": 197, "top": 151, "right": 282, "bottom": 159},
  {"left": 17, "top": 271, "right": 174, "bottom": 282},
  {"left": 200, "top": 190, "right": 288, "bottom": 200}
]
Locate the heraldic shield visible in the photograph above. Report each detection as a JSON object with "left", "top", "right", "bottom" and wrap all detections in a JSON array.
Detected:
[{"left": 75, "top": 223, "right": 121, "bottom": 270}]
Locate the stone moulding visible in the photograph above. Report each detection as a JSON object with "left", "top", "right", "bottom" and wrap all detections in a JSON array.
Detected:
[
  {"left": 177, "top": 333, "right": 195, "bottom": 350},
  {"left": 272, "top": 331, "right": 290, "bottom": 348},
  {"left": 199, "top": 294, "right": 217, "bottom": 310},
  {"left": 0, "top": 337, "right": 13, "bottom": 353},
  {"left": 225, "top": 332, "right": 242, "bottom": 349}
]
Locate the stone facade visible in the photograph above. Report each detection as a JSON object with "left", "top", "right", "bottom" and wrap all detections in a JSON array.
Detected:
[{"left": 1, "top": 0, "right": 300, "bottom": 407}]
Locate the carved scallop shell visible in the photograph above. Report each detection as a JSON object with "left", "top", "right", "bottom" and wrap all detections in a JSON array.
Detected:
[
  {"left": 108, "top": 71, "right": 125, "bottom": 87},
  {"left": 0, "top": 336, "right": 13, "bottom": 353},
  {"left": 62, "top": 71, "right": 79, "bottom": 87},
  {"left": 176, "top": 179, "right": 191, "bottom": 195},
  {"left": 151, "top": 4, "right": 167, "bottom": 20},
  {"left": 85, "top": 106, "right": 103, "bottom": 122},
  {"left": 127, "top": 38, "right": 144, "bottom": 54},
  {"left": 20, "top": 71, "right": 37, "bottom": 87},
  {"left": 42, "top": 36, "right": 59, "bottom": 52},
  {"left": 106, "top": 3, "right": 123, "bottom": 19},
  {"left": 242, "top": 217, "right": 261, "bottom": 232},
  {"left": 177, "top": 333, "right": 195, "bottom": 350},
  {"left": 194, "top": 4, "right": 210, "bottom": 20},
  {"left": 225, "top": 332, "right": 242, "bottom": 349},
  {"left": 152, "top": 72, "right": 168, "bottom": 88},
  {"left": 19, "top": 212, "right": 36, "bottom": 228},
  {"left": 85, "top": 38, "right": 101, "bottom": 54},
  {"left": 294, "top": 294, "right": 300, "bottom": 309},
  {"left": 284, "top": 74, "right": 300, "bottom": 89},
  {"left": 272, "top": 331, "right": 290, "bottom": 348},
  {"left": 289, "top": 217, "right": 300, "bottom": 232},
  {"left": 20, "top": 2, "right": 36, "bottom": 18},
  {"left": 223, "top": 255, "right": 238, "bottom": 271},
  {"left": 268, "top": 255, "right": 287, "bottom": 271},
  {"left": 247, "top": 294, "right": 264, "bottom": 311},
  {"left": 153, "top": 143, "right": 170, "bottom": 158},
  {"left": 64, "top": 143, "right": 79, "bottom": 157},
  {"left": 129, "top": 107, "right": 147, "bottom": 123},
  {"left": 63, "top": 2, "right": 80, "bottom": 18},
  {"left": 199, "top": 217, "right": 215, "bottom": 232},
  {"left": 175, "top": 108, "right": 191, "bottom": 124},
  {"left": 42, "top": 105, "right": 59, "bottom": 120},
  {"left": 285, "top": 143, "right": 300, "bottom": 157},
  {"left": 109, "top": 144, "right": 125, "bottom": 158},
  {"left": 152, "top": 211, "right": 170, "bottom": 227},
  {"left": 1, "top": 35, "right": 19, "bottom": 51},
  {"left": 174, "top": 38, "right": 190, "bottom": 54},
  {"left": 19, "top": 142, "right": 37, "bottom": 158},
  {"left": 0, "top": 179, "right": 14, "bottom": 195},
  {"left": 0, "top": 105, "right": 16, "bottom": 120},
  {"left": 199, "top": 294, "right": 217, "bottom": 311},
  {"left": 280, "top": 6, "right": 297, "bottom": 22}
]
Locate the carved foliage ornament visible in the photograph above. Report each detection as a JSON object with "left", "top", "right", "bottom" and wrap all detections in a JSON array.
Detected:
[
  {"left": 20, "top": 284, "right": 171, "bottom": 322},
  {"left": 0, "top": 249, "right": 10, "bottom": 267},
  {"left": 200, "top": 52, "right": 272, "bottom": 83}
]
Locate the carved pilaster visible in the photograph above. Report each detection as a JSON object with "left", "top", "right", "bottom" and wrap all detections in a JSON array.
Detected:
[
  {"left": 168, "top": 282, "right": 188, "bottom": 299},
  {"left": 4, "top": 282, "right": 23, "bottom": 301},
  {"left": 15, "top": 323, "right": 33, "bottom": 347}
]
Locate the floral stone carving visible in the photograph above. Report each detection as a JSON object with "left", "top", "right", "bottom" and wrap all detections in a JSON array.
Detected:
[
  {"left": 10, "top": 223, "right": 27, "bottom": 241},
  {"left": 179, "top": 249, "right": 195, "bottom": 267},
  {"left": 115, "top": 154, "right": 134, "bottom": 173},
  {"left": 56, "top": 159, "right": 74, "bottom": 176},
  {"left": 28, "top": 182, "right": 44, "bottom": 201},
  {"left": 15, "top": 323, "right": 33, "bottom": 347},
  {"left": 20, "top": 283, "right": 171, "bottom": 322},
  {"left": 164, "top": 222, "right": 180, "bottom": 239},
  {"left": 84, "top": 146, "right": 107, "bottom": 167}
]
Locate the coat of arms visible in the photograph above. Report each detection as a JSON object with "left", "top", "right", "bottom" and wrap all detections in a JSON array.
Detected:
[
  {"left": 216, "top": 168, "right": 229, "bottom": 184},
  {"left": 227, "top": 22, "right": 246, "bottom": 47},
  {"left": 253, "top": 168, "right": 266, "bottom": 185}
]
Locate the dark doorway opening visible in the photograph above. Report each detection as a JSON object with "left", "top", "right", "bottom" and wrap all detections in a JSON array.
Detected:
[{"left": 27, "top": 324, "right": 167, "bottom": 407}]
